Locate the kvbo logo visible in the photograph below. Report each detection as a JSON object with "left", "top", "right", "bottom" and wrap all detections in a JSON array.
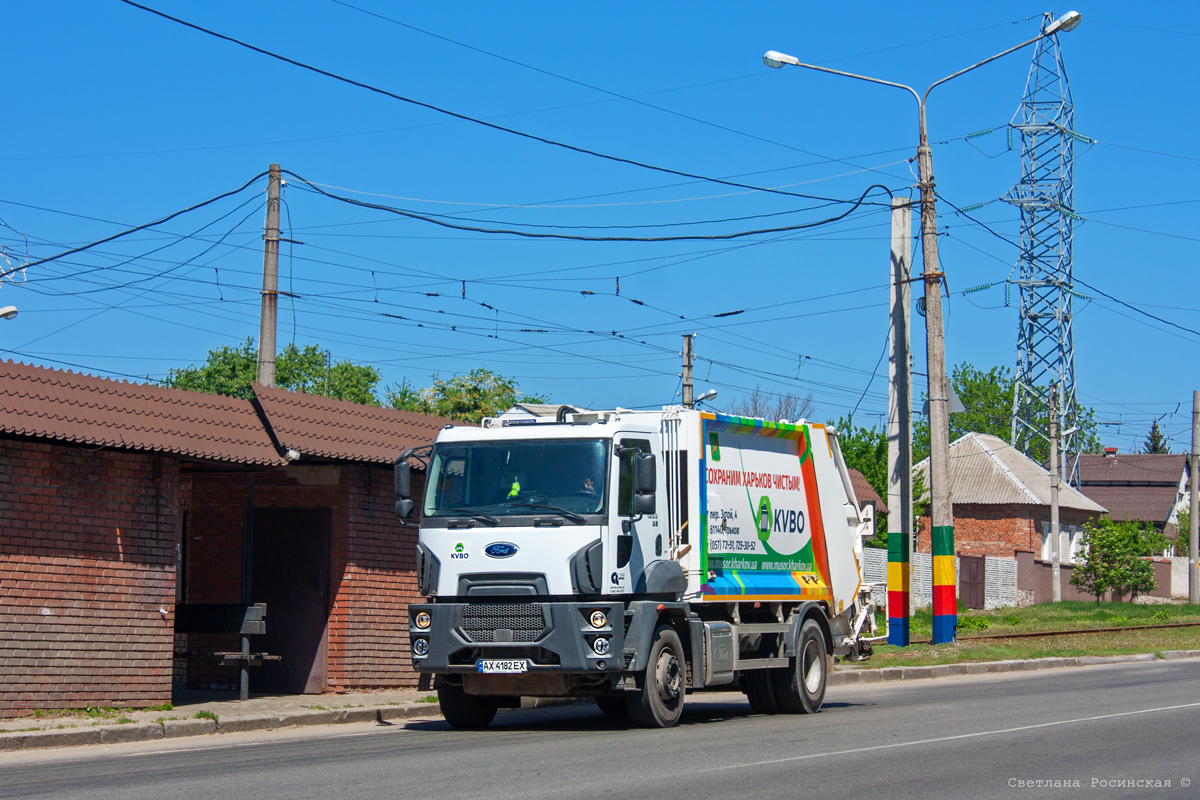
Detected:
[
  {"left": 772, "top": 508, "right": 806, "bottom": 534},
  {"left": 758, "top": 495, "right": 805, "bottom": 536},
  {"left": 450, "top": 542, "right": 469, "bottom": 560}
]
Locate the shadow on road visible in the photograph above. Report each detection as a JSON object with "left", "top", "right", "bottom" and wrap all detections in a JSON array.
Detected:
[{"left": 403, "top": 697, "right": 874, "bottom": 734}]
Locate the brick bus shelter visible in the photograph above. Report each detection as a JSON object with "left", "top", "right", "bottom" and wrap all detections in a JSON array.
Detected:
[{"left": 0, "top": 360, "right": 454, "bottom": 717}]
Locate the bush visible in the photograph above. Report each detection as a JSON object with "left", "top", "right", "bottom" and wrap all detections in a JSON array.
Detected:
[
  {"left": 1070, "top": 518, "right": 1166, "bottom": 603},
  {"left": 958, "top": 615, "right": 990, "bottom": 632}
]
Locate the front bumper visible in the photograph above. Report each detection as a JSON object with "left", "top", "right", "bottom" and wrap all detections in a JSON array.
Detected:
[{"left": 409, "top": 600, "right": 626, "bottom": 674}]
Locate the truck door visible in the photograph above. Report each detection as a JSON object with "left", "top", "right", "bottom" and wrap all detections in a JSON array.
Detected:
[{"left": 607, "top": 435, "right": 662, "bottom": 595}]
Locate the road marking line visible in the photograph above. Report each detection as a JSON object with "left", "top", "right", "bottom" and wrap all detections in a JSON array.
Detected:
[{"left": 700, "top": 701, "right": 1200, "bottom": 774}]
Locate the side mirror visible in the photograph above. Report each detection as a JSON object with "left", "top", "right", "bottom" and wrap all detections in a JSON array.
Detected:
[
  {"left": 394, "top": 458, "right": 414, "bottom": 519},
  {"left": 632, "top": 452, "right": 656, "bottom": 515},
  {"left": 394, "top": 458, "right": 411, "bottom": 499}
]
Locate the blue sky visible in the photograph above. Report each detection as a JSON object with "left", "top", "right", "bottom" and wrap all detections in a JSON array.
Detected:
[{"left": 1, "top": 1, "right": 1196, "bottom": 453}]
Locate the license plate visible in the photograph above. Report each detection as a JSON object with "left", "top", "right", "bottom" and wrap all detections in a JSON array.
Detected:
[{"left": 477, "top": 659, "right": 528, "bottom": 674}]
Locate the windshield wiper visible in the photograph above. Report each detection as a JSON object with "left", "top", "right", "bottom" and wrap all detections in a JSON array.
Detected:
[
  {"left": 509, "top": 502, "right": 586, "bottom": 524},
  {"left": 433, "top": 508, "right": 499, "bottom": 525}
]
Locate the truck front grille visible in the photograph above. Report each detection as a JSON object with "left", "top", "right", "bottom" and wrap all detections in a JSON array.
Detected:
[{"left": 461, "top": 603, "right": 546, "bottom": 643}]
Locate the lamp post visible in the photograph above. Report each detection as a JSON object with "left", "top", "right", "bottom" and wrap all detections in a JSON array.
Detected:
[
  {"left": 0, "top": 306, "right": 17, "bottom": 321},
  {"left": 764, "top": 11, "right": 1081, "bottom": 643}
]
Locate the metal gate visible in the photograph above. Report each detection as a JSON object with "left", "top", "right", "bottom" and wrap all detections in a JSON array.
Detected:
[{"left": 960, "top": 555, "right": 985, "bottom": 610}]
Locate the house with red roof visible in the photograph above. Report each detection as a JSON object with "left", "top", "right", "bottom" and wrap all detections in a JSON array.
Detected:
[
  {"left": 1076, "top": 450, "right": 1191, "bottom": 550},
  {"left": 0, "top": 360, "right": 459, "bottom": 716}
]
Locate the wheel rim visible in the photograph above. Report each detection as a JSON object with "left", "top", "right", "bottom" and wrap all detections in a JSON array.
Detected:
[
  {"left": 654, "top": 649, "right": 682, "bottom": 706},
  {"left": 802, "top": 638, "right": 823, "bottom": 694}
]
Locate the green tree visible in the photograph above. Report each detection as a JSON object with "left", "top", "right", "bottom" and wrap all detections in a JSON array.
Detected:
[
  {"left": 164, "top": 338, "right": 381, "bottom": 405},
  {"left": 1069, "top": 517, "right": 1167, "bottom": 603},
  {"left": 831, "top": 416, "right": 888, "bottom": 546},
  {"left": 386, "top": 368, "right": 545, "bottom": 424},
  {"left": 914, "top": 362, "right": 1103, "bottom": 464},
  {"left": 1142, "top": 420, "right": 1171, "bottom": 454},
  {"left": 1174, "top": 509, "right": 1191, "bottom": 557}
]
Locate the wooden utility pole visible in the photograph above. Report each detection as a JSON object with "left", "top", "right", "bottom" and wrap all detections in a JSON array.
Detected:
[
  {"left": 682, "top": 334, "right": 694, "bottom": 408},
  {"left": 887, "top": 197, "right": 913, "bottom": 646},
  {"left": 1049, "top": 385, "right": 1061, "bottom": 602},
  {"left": 1190, "top": 390, "right": 1198, "bottom": 605},
  {"left": 257, "top": 164, "right": 282, "bottom": 387}
]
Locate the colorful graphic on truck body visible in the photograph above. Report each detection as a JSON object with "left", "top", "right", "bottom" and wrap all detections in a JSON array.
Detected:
[{"left": 699, "top": 414, "right": 832, "bottom": 602}]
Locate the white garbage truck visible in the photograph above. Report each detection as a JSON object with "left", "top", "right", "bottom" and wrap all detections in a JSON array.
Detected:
[{"left": 394, "top": 406, "right": 877, "bottom": 729}]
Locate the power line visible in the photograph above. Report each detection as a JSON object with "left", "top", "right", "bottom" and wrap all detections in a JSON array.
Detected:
[
  {"left": 116, "top": 0, "right": 896, "bottom": 208},
  {"left": 1, "top": 172, "right": 267, "bottom": 280},
  {"left": 286, "top": 171, "right": 894, "bottom": 242},
  {"left": 939, "top": 191, "right": 1200, "bottom": 341},
  {"left": 327, "top": 0, "right": 907, "bottom": 181}
]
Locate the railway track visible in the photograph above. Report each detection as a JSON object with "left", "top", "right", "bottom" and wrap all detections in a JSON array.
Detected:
[{"left": 906, "top": 620, "right": 1200, "bottom": 645}]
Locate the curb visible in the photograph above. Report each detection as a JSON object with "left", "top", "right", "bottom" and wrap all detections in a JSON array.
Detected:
[
  {"left": 0, "top": 696, "right": 578, "bottom": 753},
  {"left": 828, "top": 649, "right": 1200, "bottom": 686},
  {"left": 3, "top": 653, "right": 1196, "bottom": 752}
]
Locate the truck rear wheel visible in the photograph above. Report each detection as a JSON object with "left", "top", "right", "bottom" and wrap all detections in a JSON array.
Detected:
[
  {"left": 771, "top": 618, "right": 827, "bottom": 714},
  {"left": 437, "top": 680, "right": 499, "bottom": 729},
  {"left": 626, "top": 625, "right": 685, "bottom": 728}
]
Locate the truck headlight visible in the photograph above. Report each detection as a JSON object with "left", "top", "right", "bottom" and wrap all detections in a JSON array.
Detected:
[
  {"left": 592, "top": 636, "right": 610, "bottom": 656},
  {"left": 589, "top": 610, "right": 607, "bottom": 629},
  {"left": 413, "top": 638, "right": 429, "bottom": 657},
  {"left": 414, "top": 610, "right": 432, "bottom": 630}
]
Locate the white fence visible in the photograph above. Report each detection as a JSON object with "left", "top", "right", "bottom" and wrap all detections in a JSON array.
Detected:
[
  {"left": 863, "top": 547, "right": 1018, "bottom": 611},
  {"left": 1171, "top": 557, "right": 1190, "bottom": 599}
]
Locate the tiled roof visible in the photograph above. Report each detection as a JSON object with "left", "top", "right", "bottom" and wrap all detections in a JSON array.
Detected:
[
  {"left": 251, "top": 384, "right": 468, "bottom": 464},
  {"left": 915, "top": 432, "right": 1106, "bottom": 513},
  {"left": 1078, "top": 453, "right": 1188, "bottom": 485},
  {"left": 0, "top": 360, "right": 284, "bottom": 465},
  {"left": 1077, "top": 484, "right": 1181, "bottom": 526},
  {"left": 848, "top": 468, "right": 888, "bottom": 514}
]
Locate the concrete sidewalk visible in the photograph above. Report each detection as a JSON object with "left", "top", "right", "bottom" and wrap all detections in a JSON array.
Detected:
[{"left": 3, "top": 649, "right": 1197, "bottom": 752}]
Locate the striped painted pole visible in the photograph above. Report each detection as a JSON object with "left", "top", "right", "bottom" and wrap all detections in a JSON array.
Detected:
[
  {"left": 931, "top": 525, "right": 957, "bottom": 643},
  {"left": 887, "top": 528, "right": 910, "bottom": 646}
]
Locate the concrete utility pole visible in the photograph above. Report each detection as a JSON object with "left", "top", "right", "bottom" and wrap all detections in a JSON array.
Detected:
[
  {"left": 887, "top": 198, "right": 913, "bottom": 646},
  {"left": 1049, "top": 385, "right": 1061, "bottom": 602},
  {"left": 914, "top": 107, "right": 958, "bottom": 643},
  {"left": 257, "top": 164, "right": 282, "bottom": 387},
  {"left": 681, "top": 334, "right": 694, "bottom": 409},
  {"left": 1190, "top": 390, "right": 1198, "bottom": 605}
]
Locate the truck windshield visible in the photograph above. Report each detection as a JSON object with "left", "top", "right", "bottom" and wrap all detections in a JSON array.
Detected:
[{"left": 424, "top": 439, "right": 610, "bottom": 521}]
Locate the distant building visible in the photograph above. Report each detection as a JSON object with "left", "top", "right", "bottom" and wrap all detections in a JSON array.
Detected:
[
  {"left": 1076, "top": 450, "right": 1191, "bottom": 544},
  {"left": 915, "top": 433, "right": 1106, "bottom": 560}
]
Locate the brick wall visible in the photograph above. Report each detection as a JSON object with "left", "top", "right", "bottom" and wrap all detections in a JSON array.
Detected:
[
  {"left": 180, "top": 465, "right": 423, "bottom": 692},
  {"left": 917, "top": 504, "right": 1101, "bottom": 559},
  {"left": 330, "top": 466, "right": 424, "bottom": 690},
  {"left": 0, "top": 440, "right": 178, "bottom": 717}
]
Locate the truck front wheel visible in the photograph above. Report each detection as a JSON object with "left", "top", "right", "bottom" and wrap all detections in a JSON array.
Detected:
[
  {"left": 437, "top": 680, "right": 499, "bottom": 729},
  {"left": 771, "top": 618, "right": 827, "bottom": 714},
  {"left": 626, "top": 625, "right": 685, "bottom": 728}
]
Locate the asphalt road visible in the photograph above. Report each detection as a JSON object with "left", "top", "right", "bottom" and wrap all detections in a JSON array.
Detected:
[{"left": 3, "top": 661, "right": 1198, "bottom": 800}]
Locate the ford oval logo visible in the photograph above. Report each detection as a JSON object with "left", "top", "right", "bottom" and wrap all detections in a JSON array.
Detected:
[{"left": 484, "top": 542, "right": 519, "bottom": 559}]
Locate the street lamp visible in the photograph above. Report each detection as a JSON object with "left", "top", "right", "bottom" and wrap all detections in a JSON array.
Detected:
[
  {"left": 764, "top": 11, "right": 1081, "bottom": 643},
  {"left": 0, "top": 306, "right": 17, "bottom": 320}
]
